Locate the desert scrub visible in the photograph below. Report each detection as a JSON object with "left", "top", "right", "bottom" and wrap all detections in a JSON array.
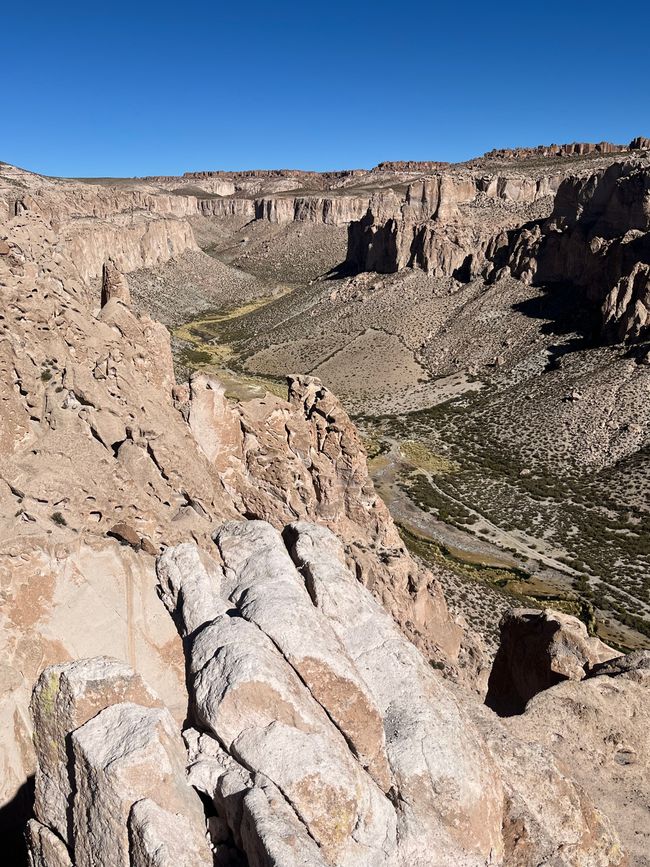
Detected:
[
  {"left": 180, "top": 347, "right": 214, "bottom": 367},
  {"left": 51, "top": 511, "right": 67, "bottom": 526},
  {"left": 400, "top": 440, "right": 458, "bottom": 473}
]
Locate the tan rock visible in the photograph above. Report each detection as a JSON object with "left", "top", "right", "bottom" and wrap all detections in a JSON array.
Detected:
[
  {"left": 71, "top": 702, "right": 209, "bottom": 867},
  {"left": 101, "top": 260, "right": 130, "bottom": 307},
  {"left": 25, "top": 819, "right": 73, "bottom": 867},
  {"left": 507, "top": 661, "right": 650, "bottom": 866},
  {"left": 128, "top": 798, "right": 212, "bottom": 867},
  {"left": 188, "top": 372, "right": 243, "bottom": 469},
  {"left": 486, "top": 608, "right": 619, "bottom": 715},
  {"left": 214, "top": 520, "right": 392, "bottom": 791},
  {"left": 30, "top": 657, "right": 161, "bottom": 842}
]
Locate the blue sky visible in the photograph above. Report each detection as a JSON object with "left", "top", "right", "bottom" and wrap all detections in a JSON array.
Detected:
[{"left": 4, "top": 1, "right": 650, "bottom": 176}]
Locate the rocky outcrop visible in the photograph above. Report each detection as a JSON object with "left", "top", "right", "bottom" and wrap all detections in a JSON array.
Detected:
[
  {"left": 479, "top": 140, "right": 629, "bottom": 162},
  {"left": 485, "top": 608, "right": 620, "bottom": 715},
  {"left": 504, "top": 648, "right": 650, "bottom": 867},
  {"left": 27, "top": 659, "right": 212, "bottom": 867},
  {"left": 151, "top": 520, "right": 624, "bottom": 867},
  {"left": 348, "top": 156, "right": 650, "bottom": 344},
  {"left": 496, "top": 160, "right": 650, "bottom": 342},
  {"left": 28, "top": 589, "right": 647, "bottom": 865},
  {"left": 630, "top": 136, "right": 650, "bottom": 151},
  {"left": 100, "top": 260, "right": 130, "bottom": 306},
  {"left": 374, "top": 160, "right": 450, "bottom": 172}
]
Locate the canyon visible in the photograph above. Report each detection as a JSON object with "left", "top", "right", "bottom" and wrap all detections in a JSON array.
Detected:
[{"left": 1, "top": 137, "right": 650, "bottom": 866}]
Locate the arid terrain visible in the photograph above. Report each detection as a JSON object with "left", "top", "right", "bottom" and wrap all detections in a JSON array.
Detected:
[
  {"left": 124, "top": 142, "right": 650, "bottom": 654},
  {"left": 1, "top": 137, "right": 650, "bottom": 866}
]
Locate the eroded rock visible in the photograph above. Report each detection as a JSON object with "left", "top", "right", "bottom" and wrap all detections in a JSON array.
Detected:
[{"left": 486, "top": 608, "right": 619, "bottom": 715}]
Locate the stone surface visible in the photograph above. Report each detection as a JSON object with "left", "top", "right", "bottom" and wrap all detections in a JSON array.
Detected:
[
  {"left": 156, "top": 521, "right": 626, "bottom": 867},
  {"left": 507, "top": 667, "right": 650, "bottom": 867},
  {"left": 30, "top": 657, "right": 161, "bottom": 843},
  {"left": 71, "top": 701, "right": 210, "bottom": 867},
  {"left": 129, "top": 798, "right": 213, "bottom": 867},
  {"left": 100, "top": 260, "right": 130, "bottom": 307},
  {"left": 25, "top": 820, "right": 73, "bottom": 867},
  {"left": 214, "top": 519, "right": 392, "bottom": 790},
  {"left": 486, "top": 608, "right": 620, "bottom": 715}
]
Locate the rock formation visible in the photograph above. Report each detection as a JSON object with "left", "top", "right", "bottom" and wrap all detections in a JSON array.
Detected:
[
  {"left": 28, "top": 659, "right": 213, "bottom": 867},
  {"left": 344, "top": 151, "right": 650, "bottom": 346},
  {"left": 485, "top": 608, "right": 620, "bottom": 715},
  {"left": 100, "top": 260, "right": 130, "bottom": 307},
  {"left": 26, "top": 524, "right": 634, "bottom": 866},
  {"left": 630, "top": 136, "right": 650, "bottom": 151},
  {"left": 346, "top": 170, "right": 561, "bottom": 277},
  {"left": 496, "top": 160, "right": 650, "bottom": 342},
  {"left": 478, "top": 140, "right": 630, "bottom": 162},
  {"left": 505, "top": 647, "right": 650, "bottom": 866}
]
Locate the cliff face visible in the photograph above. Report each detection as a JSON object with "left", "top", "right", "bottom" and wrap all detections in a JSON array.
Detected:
[
  {"left": 3, "top": 164, "right": 200, "bottom": 282},
  {"left": 254, "top": 194, "right": 371, "bottom": 226},
  {"left": 498, "top": 161, "right": 650, "bottom": 342},
  {"left": 346, "top": 171, "right": 560, "bottom": 277},
  {"left": 345, "top": 156, "right": 650, "bottom": 344},
  {"left": 479, "top": 140, "right": 630, "bottom": 161}
]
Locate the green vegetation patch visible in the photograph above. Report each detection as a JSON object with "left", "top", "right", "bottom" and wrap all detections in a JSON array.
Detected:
[{"left": 400, "top": 440, "right": 458, "bottom": 474}]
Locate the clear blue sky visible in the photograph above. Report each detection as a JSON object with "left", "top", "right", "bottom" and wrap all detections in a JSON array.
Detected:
[{"left": 5, "top": 1, "right": 650, "bottom": 177}]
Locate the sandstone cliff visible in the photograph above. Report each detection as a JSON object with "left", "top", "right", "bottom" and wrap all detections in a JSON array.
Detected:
[
  {"left": 495, "top": 160, "right": 650, "bottom": 342},
  {"left": 346, "top": 170, "right": 561, "bottom": 277},
  {"left": 345, "top": 154, "right": 650, "bottom": 345}
]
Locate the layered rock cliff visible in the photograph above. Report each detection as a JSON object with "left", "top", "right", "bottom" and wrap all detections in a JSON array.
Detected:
[
  {"left": 495, "top": 160, "right": 650, "bottom": 342},
  {"left": 346, "top": 171, "right": 561, "bottom": 277},
  {"left": 344, "top": 153, "right": 650, "bottom": 345}
]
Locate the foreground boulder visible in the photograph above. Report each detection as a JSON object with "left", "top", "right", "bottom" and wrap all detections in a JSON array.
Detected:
[
  {"left": 26, "top": 523, "right": 630, "bottom": 865},
  {"left": 506, "top": 650, "right": 650, "bottom": 867},
  {"left": 486, "top": 608, "right": 619, "bottom": 715},
  {"left": 28, "top": 659, "right": 212, "bottom": 867},
  {"left": 153, "top": 519, "right": 623, "bottom": 866}
]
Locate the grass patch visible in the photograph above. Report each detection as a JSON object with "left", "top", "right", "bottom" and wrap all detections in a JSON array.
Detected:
[{"left": 400, "top": 440, "right": 458, "bottom": 473}]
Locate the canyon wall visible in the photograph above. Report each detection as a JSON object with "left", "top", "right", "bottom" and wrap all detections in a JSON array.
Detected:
[
  {"left": 497, "top": 161, "right": 650, "bottom": 342},
  {"left": 345, "top": 156, "right": 650, "bottom": 344},
  {"left": 346, "top": 171, "right": 561, "bottom": 277}
]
